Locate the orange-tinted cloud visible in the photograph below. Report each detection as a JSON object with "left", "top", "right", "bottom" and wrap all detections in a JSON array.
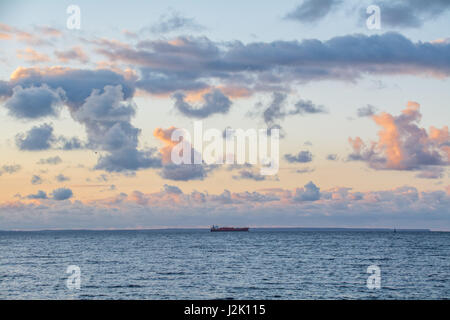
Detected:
[
  {"left": 17, "top": 48, "right": 50, "bottom": 63},
  {"left": 349, "top": 102, "right": 450, "bottom": 173},
  {"left": 153, "top": 127, "right": 179, "bottom": 164}
]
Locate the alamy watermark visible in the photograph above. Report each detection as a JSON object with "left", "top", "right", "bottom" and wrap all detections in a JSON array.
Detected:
[
  {"left": 66, "top": 5, "right": 81, "bottom": 30},
  {"left": 366, "top": 265, "right": 381, "bottom": 289},
  {"left": 366, "top": 5, "right": 381, "bottom": 30},
  {"left": 170, "top": 121, "right": 280, "bottom": 175},
  {"left": 66, "top": 265, "right": 81, "bottom": 290}
]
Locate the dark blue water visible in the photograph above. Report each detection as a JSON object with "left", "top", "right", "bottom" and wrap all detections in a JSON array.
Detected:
[{"left": 0, "top": 229, "right": 448, "bottom": 299}]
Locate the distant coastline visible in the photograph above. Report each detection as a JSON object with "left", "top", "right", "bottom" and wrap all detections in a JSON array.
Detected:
[{"left": 0, "top": 227, "right": 434, "bottom": 232}]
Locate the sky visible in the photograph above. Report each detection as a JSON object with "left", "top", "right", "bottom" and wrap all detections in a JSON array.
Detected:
[{"left": 0, "top": 0, "right": 449, "bottom": 230}]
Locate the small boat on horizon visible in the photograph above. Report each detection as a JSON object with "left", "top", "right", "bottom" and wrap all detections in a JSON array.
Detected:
[{"left": 210, "top": 225, "right": 249, "bottom": 232}]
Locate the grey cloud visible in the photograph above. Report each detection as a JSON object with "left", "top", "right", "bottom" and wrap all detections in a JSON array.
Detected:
[
  {"left": 31, "top": 175, "right": 43, "bottom": 185},
  {"left": 364, "top": 0, "right": 450, "bottom": 29},
  {"left": 326, "top": 154, "right": 338, "bottom": 161},
  {"left": 173, "top": 89, "right": 232, "bottom": 118},
  {"left": 285, "top": 0, "right": 341, "bottom": 24},
  {"left": 26, "top": 190, "right": 47, "bottom": 199},
  {"left": 294, "top": 181, "right": 321, "bottom": 201},
  {"left": 293, "top": 99, "right": 326, "bottom": 114},
  {"left": 55, "top": 174, "right": 70, "bottom": 182},
  {"left": 1, "top": 68, "right": 160, "bottom": 173},
  {"left": 16, "top": 123, "right": 54, "bottom": 151},
  {"left": 163, "top": 184, "right": 183, "bottom": 194},
  {"left": 37, "top": 156, "right": 62, "bottom": 165},
  {"left": 285, "top": 0, "right": 450, "bottom": 28},
  {"left": 7, "top": 68, "right": 135, "bottom": 110},
  {"left": 58, "top": 137, "right": 84, "bottom": 150},
  {"left": 285, "top": 150, "right": 313, "bottom": 163},
  {"left": 0, "top": 164, "right": 21, "bottom": 177},
  {"left": 159, "top": 163, "right": 214, "bottom": 181},
  {"left": 357, "top": 104, "right": 377, "bottom": 117},
  {"left": 0, "top": 164, "right": 21, "bottom": 175},
  {"left": 73, "top": 85, "right": 161, "bottom": 172},
  {"left": 97, "top": 33, "right": 450, "bottom": 92},
  {"left": 97, "top": 174, "right": 109, "bottom": 182},
  {"left": 15, "top": 123, "right": 83, "bottom": 151},
  {"left": 415, "top": 167, "right": 445, "bottom": 179},
  {"left": 296, "top": 167, "right": 315, "bottom": 174},
  {"left": 52, "top": 188, "right": 73, "bottom": 200},
  {"left": 232, "top": 169, "right": 266, "bottom": 181},
  {"left": 256, "top": 93, "right": 326, "bottom": 135},
  {"left": 149, "top": 10, "right": 205, "bottom": 34},
  {"left": 54, "top": 47, "right": 89, "bottom": 63},
  {"left": 136, "top": 69, "right": 208, "bottom": 94},
  {"left": 260, "top": 92, "right": 288, "bottom": 128},
  {"left": 95, "top": 147, "right": 162, "bottom": 172},
  {"left": 0, "top": 80, "right": 12, "bottom": 97},
  {"left": 5, "top": 85, "right": 64, "bottom": 119}
]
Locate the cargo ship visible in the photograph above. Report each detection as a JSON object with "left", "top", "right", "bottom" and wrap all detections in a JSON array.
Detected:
[{"left": 210, "top": 225, "right": 249, "bottom": 232}]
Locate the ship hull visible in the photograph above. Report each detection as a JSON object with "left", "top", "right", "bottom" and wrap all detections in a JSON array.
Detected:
[{"left": 210, "top": 227, "right": 249, "bottom": 232}]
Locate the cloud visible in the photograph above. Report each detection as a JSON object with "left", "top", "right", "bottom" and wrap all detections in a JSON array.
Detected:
[
  {"left": 73, "top": 85, "right": 161, "bottom": 172},
  {"left": 363, "top": 0, "right": 450, "bottom": 28},
  {"left": 357, "top": 104, "right": 378, "bottom": 117},
  {"left": 149, "top": 10, "right": 205, "bottom": 34},
  {"left": 233, "top": 169, "right": 266, "bottom": 181},
  {"left": 0, "top": 164, "right": 21, "bottom": 175},
  {"left": 159, "top": 163, "right": 212, "bottom": 181},
  {"left": 1, "top": 67, "right": 162, "bottom": 172},
  {"left": 58, "top": 137, "right": 84, "bottom": 150},
  {"left": 172, "top": 89, "right": 232, "bottom": 118},
  {"left": 295, "top": 167, "right": 315, "bottom": 174},
  {"left": 0, "top": 80, "right": 11, "bottom": 97},
  {"left": 51, "top": 188, "right": 73, "bottom": 200},
  {"left": 258, "top": 92, "right": 288, "bottom": 129},
  {"left": 285, "top": 0, "right": 342, "bottom": 24},
  {"left": 15, "top": 123, "right": 83, "bottom": 151},
  {"left": 153, "top": 126, "right": 180, "bottom": 164},
  {"left": 17, "top": 48, "right": 50, "bottom": 63},
  {"left": 136, "top": 68, "right": 208, "bottom": 95},
  {"left": 0, "top": 23, "right": 51, "bottom": 46},
  {"left": 285, "top": 150, "right": 313, "bottom": 163},
  {"left": 294, "top": 181, "right": 321, "bottom": 201},
  {"left": 26, "top": 190, "right": 47, "bottom": 199},
  {"left": 35, "top": 26, "right": 63, "bottom": 37},
  {"left": 31, "top": 175, "right": 43, "bottom": 185},
  {"left": 95, "top": 147, "right": 162, "bottom": 172},
  {"left": 6, "top": 67, "right": 135, "bottom": 109},
  {"left": 254, "top": 92, "right": 326, "bottom": 134},
  {"left": 96, "top": 32, "right": 450, "bottom": 93},
  {"left": 292, "top": 99, "right": 327, "bottom": 114},
  {"left": 16, "top": 123, "right": 54, "bottom": 151},
  {"left": 37, "top": 156, "right": 62, "bottom": 165},
  {"left": 326, "top": 154, "right": 338, "bottom": 161},
  {"left": 163, "top": 184, "right": 183, "bottom": 194},
  {"left": 283, "top": 1, "right": 450, "bottom": 29},
  {"left": 1, "top": 184, "right": 449, "bottom": 230},
  {"left": 55, "top": 174, "right": 70, "bottom": 182},
  {"left": 348, "top": 102, "right": 449, "bottom": 173},
  {"left": 154, "top": 126, "right": 216, "bottom": 181},
  {"left": 5, "top": 85, "right": 64, "bottom": 119},
  {"left": 54, "top": 47, "right": 89, "bottom": 63},
  {"left": 415, "top": 167, "right": 445, "bottom": 179}
]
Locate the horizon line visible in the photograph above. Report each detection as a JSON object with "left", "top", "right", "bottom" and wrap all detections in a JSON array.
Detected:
[{"left": 0, "top": 226, "right": 442, "bottom": 232}]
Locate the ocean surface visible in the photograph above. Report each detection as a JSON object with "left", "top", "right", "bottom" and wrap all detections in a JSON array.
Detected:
[{"left": 0, "top": 229, "right": 448, "bottom": 299}]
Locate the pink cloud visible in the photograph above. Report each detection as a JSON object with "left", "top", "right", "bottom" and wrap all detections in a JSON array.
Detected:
[{"left": 349, "top": 102, "right": 449, "bottom": 174}]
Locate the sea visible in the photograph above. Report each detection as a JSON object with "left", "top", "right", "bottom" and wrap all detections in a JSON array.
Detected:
[{"left": 0, "top": 229, "right": 448, "bottom": 299}]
